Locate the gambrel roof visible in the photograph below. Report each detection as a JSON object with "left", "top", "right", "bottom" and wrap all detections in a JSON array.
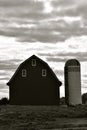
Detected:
[{"left": 7, "top": 55, "right": 62, "bottom": 86}]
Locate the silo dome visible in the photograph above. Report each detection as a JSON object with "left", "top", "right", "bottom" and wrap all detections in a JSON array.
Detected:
[{"left": 65, "top": 59, "right": 80, "bottom": 67}]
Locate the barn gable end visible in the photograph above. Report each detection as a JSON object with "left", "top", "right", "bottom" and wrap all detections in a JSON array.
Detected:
[{"left": 7, "top": 55, "right": 62, "bottom": 105}]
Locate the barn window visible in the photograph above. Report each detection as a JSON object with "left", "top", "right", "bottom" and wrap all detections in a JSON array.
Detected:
[
  {"left": 32, "top": 59, "right": 36, "bottom": 66},
  {"left": 22, "top": 69, "right": 27, "bottom": 77},
  {"left": 42, "top": 69, "right": 47, "bottom": 76}
]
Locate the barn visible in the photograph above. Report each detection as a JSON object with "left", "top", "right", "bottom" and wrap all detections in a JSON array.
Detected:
[{"left": 7, "top": 55, "right": 62, "bottom": 105}]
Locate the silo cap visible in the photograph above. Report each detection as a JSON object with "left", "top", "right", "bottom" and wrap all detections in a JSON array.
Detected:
[{"left": 65, "top": 59, "right": 80, "bottom": 67}]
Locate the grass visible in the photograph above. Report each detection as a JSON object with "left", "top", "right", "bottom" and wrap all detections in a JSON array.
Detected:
[{"left": 0, "top": 105, "right": 87, "bottom": 129}]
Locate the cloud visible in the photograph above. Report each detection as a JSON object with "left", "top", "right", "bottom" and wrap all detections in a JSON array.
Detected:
[
  {"left": 0, "top": 59, "right": 20, "bottom": 70},
  {"left": 0, "top": 0, "right": 87, "bottom": 43},
  {"left": 83, "top": 74, "right": 87, "bottom": 78},
  {"left": 0, "top": 0, "right": 44, "bottom": 11},
  {"left": 0, "top": 90, "right": 9, "bottom": 99},
  {"left": 39, "top": 51, "right": 87, "bottom": 66},
  {"left": 0, "top": 83, "right": 8, "bottom": 89},
  {"left": 0, "top": 16, "right": 84, "bottom": 43},
  {"left": 0, "top": 0, "right": 87, "bottom": 97},
  {"left": 0, "top": 59, "right": 21, "bottom": 91}
]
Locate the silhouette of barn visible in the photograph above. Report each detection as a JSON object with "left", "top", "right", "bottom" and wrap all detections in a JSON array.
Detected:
[{"left": 7, "top": 55, "right": 62, "bottom": 105}]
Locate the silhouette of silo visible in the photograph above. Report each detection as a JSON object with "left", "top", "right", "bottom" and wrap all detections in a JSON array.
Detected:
[{"left": 64, "top": 59, "right": 82, "bottom": 105}]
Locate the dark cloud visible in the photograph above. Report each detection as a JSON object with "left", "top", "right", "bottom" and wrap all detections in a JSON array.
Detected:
[
  {"left": 0, "top": 0, "right": 87, "bottom": 43},
  {"left": 0, "top": 0, "right": 44, "bottom": 11},
  {"left": 83, "top": 74, "right": 87, "bottom": 78},
  {"left": 18, "top": 33, "right": 67, "bottom": 43},
  {"left": 47, "top": 57, "right": 67, "bottom": 62},
  {"left": 0, "top": 18, "right": 85, "bottom": 43},
  {"left": 0, "top": 59, "right": 22, "bottom": 90},
  {"left": 52, "top": 0, "right": 75, "bottom": 8},
  {"left": 0, "top": 84, "right": 8, "bottom": 89},
  {"left": 0, "top": 59, "right": 21, "bottom": 70},
  {"left": 0, "top": 77, "right": 9, "bottom": 80},
  {"left": 38, "top": 51, "right": 87, "bottom": 63}
]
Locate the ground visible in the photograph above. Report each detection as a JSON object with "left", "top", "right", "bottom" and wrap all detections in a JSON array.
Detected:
[{"left": 0, "top": 105, "right": 87, "bottom": 130}]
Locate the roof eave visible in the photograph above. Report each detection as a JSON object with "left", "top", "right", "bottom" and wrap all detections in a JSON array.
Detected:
[{"left": 7, "top": 82, "right": 9, "bottom": 86}]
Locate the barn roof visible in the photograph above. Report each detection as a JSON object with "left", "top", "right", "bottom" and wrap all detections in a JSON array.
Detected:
[
  {"left": 7, "top": 55, "right": 62, "bottom": 86},
  {"left": 65, "top": 59, "right": 80, "bottom": 67}
]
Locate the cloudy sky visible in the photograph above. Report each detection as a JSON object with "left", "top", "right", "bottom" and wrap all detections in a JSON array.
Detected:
[{"left": 0, "top": 0, "right": 87, "bottom": 98}]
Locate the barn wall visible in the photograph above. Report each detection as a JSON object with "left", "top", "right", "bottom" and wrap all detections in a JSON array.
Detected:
[{"left": 9, "top": 58, "right": 60, "bottom": 105}]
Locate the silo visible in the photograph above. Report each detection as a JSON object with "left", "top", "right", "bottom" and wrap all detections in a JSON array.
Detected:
[{"left": 64, "top": 59, "right": 82, "bottom": 105}]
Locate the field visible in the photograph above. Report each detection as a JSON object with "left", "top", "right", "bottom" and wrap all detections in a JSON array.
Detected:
[{"left": 0, "top": 105, "right": 87, "bottom": 130}]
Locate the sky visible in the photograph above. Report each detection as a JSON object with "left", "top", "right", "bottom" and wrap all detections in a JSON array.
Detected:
[{"left": 0, "top": 0, "right": 87, "bottom": 99}]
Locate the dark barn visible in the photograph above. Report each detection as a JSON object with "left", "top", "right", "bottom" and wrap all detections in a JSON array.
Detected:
[{"left": 7, "top": 55, "right": 62, "bottom": 105}]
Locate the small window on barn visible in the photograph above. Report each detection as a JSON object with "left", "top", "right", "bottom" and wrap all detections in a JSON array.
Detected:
[
  {"left": 22, "top": 69, "right": 27, "bottom": 77},
  {"left": 32, "top": 59, "right": 36, "bottom": 66},
  {"left": 42, "top": 69, "right": 47, "bottom": 77}
]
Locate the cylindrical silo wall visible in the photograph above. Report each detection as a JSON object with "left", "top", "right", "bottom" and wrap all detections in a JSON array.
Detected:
[
  {"left": 68, "top": 66, "right": 82, "bottom": 105},
  {"left": 64, "top": 68, "right": 69, "bottom": 105}
]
